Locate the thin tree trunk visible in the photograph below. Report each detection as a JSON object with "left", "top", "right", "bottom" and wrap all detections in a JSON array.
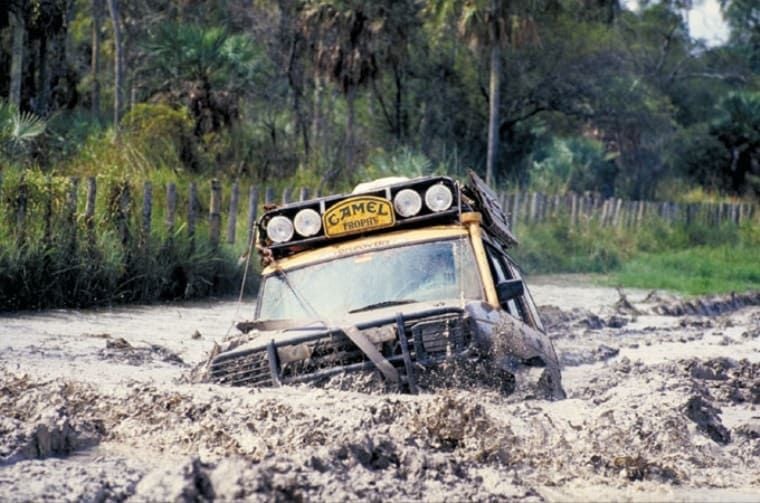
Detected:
[
  {"left": 486, "top": 41, "right": 501, "bottom": 187},
  {"left": 37, "top": 37, "right": 49, "bottom": 115},
  {"left": 311, "top": 74, "right": 323, "bottom": 149},
  {"left": 9, "top": 11, "right": 25, "bottom": 109},
  {"left": 345, "top": 86, "right": 356, "bottom": 176},
  {"left": 91, "top": 0, "right": 102, "bottom": 116},
  {"left": 394, "top": 63, "right": 403, "bottom": 141},
  {"left": 107, "top": 0, "right": 124, "bottom": 129}
]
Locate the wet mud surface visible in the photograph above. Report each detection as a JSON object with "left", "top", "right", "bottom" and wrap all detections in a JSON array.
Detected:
[{"left": 1, "top": 281, "right": 759, "bottom": 501}]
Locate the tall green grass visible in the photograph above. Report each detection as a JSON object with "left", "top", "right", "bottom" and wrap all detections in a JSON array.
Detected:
[
  {"left": 0, "top": 165, "right": 258, "bottom": 310},
  {"left": 613, "top": 246, "right": 760, "bottom": 295},
  {"left": 513, "top": 218, "right": 759, "bottom": 295}
]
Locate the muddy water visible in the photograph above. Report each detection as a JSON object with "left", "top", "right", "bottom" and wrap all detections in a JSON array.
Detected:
[{"left": 1, "top": 280, "right": 758, "bottom": 501}]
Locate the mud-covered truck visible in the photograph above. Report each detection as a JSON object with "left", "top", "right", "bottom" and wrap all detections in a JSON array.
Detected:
[{"left": 210, "top": 172, "right": 565, "bottom": 399}]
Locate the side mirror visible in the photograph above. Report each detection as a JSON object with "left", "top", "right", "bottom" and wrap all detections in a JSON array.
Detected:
[{"left": 496, "top": 279, "right": 524, "bottom": 304}]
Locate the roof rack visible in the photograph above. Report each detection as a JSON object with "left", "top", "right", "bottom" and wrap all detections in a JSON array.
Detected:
[{"left": 257, "top": 172, "right": 516, "bottom": 260}]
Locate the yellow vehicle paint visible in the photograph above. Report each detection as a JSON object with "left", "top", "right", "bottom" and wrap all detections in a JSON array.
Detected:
[{"left": 263, "top": 225, "right": 470, "bottom": 274}]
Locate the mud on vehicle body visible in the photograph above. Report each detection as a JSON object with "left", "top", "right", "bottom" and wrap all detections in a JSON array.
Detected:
[{"left": 210, "top": 172, "right": 565, "bottom": 399}]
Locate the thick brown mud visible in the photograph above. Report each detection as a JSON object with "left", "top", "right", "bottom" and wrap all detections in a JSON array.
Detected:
[{"left": 1, "top": 282, "right": 758, "bottom": 501}]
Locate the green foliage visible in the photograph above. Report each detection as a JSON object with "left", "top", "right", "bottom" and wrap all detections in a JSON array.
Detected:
[
  {"left": 514, "top": 216, "right": 760, "bottom": 295},
  {"left": 143, "top": 23, "right": 258, "bottom": 91},
  {"left": 513, "top": 220, "right": 626, "bottom": 274},
  {"left": 530, "top": 137, "right": 618, "bottom": 195},
  {"left": 0, "top": 165, "right": 257, "bottom": 310},
  {"left": 0, "top": 101, "right": 46, "bottom": 164},
  {"left": 1, "top": 0, "right": 758, "bottom": 306},
  {"left": 613, "top": 244, "right": 760, "bottom": 295},
  {"left": 671, "top": 91, "right": 760, "bottom": 196},
  {"left": 122, "top": 104, "right": 197, "bottom": 171}
]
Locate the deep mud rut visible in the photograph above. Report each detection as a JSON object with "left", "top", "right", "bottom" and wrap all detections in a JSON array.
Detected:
[{"left": 1, "top": 279, "right": 759, "bottom": 502}]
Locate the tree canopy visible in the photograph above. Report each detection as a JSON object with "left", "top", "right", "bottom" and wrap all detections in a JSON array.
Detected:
[{"left": 0, "top": 0, "right": 757, "bottom": 198}]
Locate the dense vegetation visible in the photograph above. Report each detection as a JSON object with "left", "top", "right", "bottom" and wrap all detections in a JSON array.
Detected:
[
  {"left": 513, "top": 219, "right": 760, "bottom": 294},
  {"left": 2, "top": 0, "right": 758, "bottom": 196},
  {"left": 0, "top": 0, "right": 758, "bottom": 307}
]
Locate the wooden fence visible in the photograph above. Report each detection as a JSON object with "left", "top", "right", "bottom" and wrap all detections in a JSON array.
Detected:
[
  {"left": 4, "top": 177, "right": 757, "bottom": 251},
  {"left": 501, "top": 191, "right": 757, "bottom": 229}
]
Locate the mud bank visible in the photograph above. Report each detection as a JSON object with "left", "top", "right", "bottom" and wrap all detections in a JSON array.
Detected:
[{"left": 1, "top": 283, "right": 758, "bottom": 501}]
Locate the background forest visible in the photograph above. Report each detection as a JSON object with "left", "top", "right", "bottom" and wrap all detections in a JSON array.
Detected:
[
  {"left": 0, "top": 0, "right": 758, "bottom": 308},
  {"left": 1, "top": 0, "right": 758, "bottom": 196}
]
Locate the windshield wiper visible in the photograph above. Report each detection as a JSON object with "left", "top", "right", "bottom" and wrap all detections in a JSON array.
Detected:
[{"left": 349, "top": 299, "right": 417, "bottom": 314}]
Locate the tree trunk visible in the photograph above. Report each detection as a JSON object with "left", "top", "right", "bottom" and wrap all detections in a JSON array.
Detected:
[
  {"left": 311, "top": 74, "right": 323, "bottom": 150},
  {"left": 9, "top": 11, "right": 25, "bottom": 109},
  {"left": 37, "top": 37, "right": 49, "bottom": 115},
  {"left": 394, "top": 63, "right": 403, "bottom": 141},
  {"left": 107, "top": 0, "right": 124, "bottom": 129},
  {"left": 486, "top": 42, "right": 501, "bottom": 187},
  {"left": 91, "top": 0, "right": 103, "bottom": 116},
  {"left": 345, "top": 86, "right": 357, "bottom": 176}
]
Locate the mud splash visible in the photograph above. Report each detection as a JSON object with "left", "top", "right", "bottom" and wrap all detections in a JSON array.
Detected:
[{"left": 1, "top": 285, "right": 758, "bottom": 501}]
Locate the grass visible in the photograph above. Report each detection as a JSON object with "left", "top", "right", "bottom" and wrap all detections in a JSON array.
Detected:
[
  {"left": 611, "top": 245, "right": 760, "bottom": 295},
  {"left": 514, "top": 218, "right": 760, "bottom": 296}
]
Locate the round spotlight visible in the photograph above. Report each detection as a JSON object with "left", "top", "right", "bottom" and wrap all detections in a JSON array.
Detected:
[
  {"left": 266, "top": 216, "right": 294, "bottom": 243},
  {"left": 425, "top": 184, "right": 453, "bottom": 212},
  {"left": 393, "top": 189, "right": 422, "bottom": 218},
  {"left": 294, "top": 208, "right": 322, "bottom": 237}
]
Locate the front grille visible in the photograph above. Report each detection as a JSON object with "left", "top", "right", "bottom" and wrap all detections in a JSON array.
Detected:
[
  {"left": 210, "top": 350, "right": 273, "bottom": 387},
  {"left": 210, "top": 309, "right": 470, "bottom": 388},
  {"left": 281, "top": 333, "right": 366, "bottom": 378},
  {"left": 408, "top": 314, "right": 468, "bottom": 363}
]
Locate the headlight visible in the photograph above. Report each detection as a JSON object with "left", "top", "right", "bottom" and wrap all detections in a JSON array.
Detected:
[
  {"left": 266, "top": 216, "right": 294, "bottom": 243},
  {"left": 393, "top": 189, "right": 422, "bottom": 218},
  {"left": 294, "top": 208, "right": 322, "bottom": 237},
  {"left": 424, "top": 184, "right": 453, "bottom": 212}
]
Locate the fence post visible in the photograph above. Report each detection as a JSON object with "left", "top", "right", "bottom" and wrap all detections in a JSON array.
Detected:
[
  {"left": 66, "top": 177, "right": 80, "bottom": 250},
  {"left": 529, "top": 192, "right": 539, "bottom": 223},
  {"left": 299, "top": 187, "right": 310, "bottom": 202},
  {"left": 85, "top": 177, "right": 97, "bottom": 249},
  {"left": 142, "top": 181, "right": 152, "bottom": 248},
  {"left": 117, "top": 184, "right": 131, "bottom": 247},
  {"left": 16, "top": 181, "right": 27, "bottom": 242},
  {"left": 188, "top": 182, "right": 197, "bottom": 243},
  {"left": 246, "top": 186, "right": 259, "bottom": 247},
  {"left": 166, "top": 182, "right": 177, "bottom": 236},
  {"left": 209, "top": 179, "right": 222, "bottom": 249},
  {"left": 227, "top": 181, "right": 240, "bottom": 244},
  {"left": 612, "top": 198, "right": 620, "bottom": 226},
  {"left": 282, "top": 186, "right": 292, "bottom": 205},
  {"left": 265, "top": 186, "right": 275, "bottom": 207},
  {"left": 521, "top": 191, "right": 531, "bottom": 224},
  {"left": 600, "top": 199, "right": 610, "bottom": 226},
  {"left": 511, "top": 191, "right": 520, "bottom": 229}
]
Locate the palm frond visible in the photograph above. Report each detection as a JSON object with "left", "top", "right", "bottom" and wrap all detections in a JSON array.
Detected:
[{"left": 11, "top": 111, "right": 46, "bottom": 143}]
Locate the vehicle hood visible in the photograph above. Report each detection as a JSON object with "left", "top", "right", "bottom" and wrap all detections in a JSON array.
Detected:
[{"left": 229, "top": 298, "right": 470, "bottom": 354}]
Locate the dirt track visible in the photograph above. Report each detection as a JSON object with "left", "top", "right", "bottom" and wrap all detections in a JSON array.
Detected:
[{"left": 1, "top": 278, "right": 759, "bottom": 501}]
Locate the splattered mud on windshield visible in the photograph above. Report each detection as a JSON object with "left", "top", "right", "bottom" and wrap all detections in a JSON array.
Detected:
[{"left": 1, "top": 282, "right": 758, "bottom": 501}]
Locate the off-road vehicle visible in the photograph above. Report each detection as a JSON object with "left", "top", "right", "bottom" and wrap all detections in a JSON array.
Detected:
[{"left": 210, "top": 172, "right": 565, "bottom": 399}]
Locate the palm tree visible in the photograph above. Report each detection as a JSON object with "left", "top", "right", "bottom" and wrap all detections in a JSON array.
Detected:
[
  {"left": 106, "top": 0, "right": 124, "bottom": 130},
  {"left": 0, "top": 101, "right": 46, "bottom": 163},
  {"left": 8, "top": 5, "right": 25, "bottom": 109},
  {"left": 298, "top": 0, "right": 392, "bottom": 183},
  {"left": 429, "top": 0, "right": 540, "bottom": 186},
  {"left": 142, "top": 23, "right": 257, "bottom": 135}
]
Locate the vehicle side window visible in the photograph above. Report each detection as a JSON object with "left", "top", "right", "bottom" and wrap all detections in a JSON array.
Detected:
[
  {"left": 504, "top": 258, "right": 545, "bottom": 332},
  {"left": 484, "top": 244, "right": 525, "bottom": 322}
]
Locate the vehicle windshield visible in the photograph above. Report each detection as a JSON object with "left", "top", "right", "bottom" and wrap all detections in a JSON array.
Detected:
[{"left": 257, "top": 238, "right": 482, "bottom": 321}]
